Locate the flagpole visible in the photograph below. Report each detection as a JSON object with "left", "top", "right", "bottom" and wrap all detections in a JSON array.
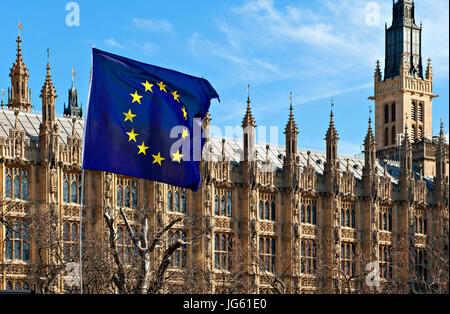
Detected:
[{"left": 79, "top": 169, "right": 85, "bottom": 294}]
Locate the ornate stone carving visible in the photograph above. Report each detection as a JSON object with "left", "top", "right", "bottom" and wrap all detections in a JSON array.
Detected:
[{"left": 104, "top": 172, "right": 113, "bottom": 207}]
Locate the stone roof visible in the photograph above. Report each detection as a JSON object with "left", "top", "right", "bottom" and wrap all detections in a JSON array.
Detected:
[{"left": 0, "top": 109, "right": 434, "bottom": 187}]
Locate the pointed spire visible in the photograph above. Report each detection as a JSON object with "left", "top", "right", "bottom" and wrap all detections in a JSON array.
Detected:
[
  {"left": 375, "top": 60, "right": 382, "bottom": 81},
  {"left": 284, "top": 92, "right": 298, "bottom": 135},
  {"left": 41, "top": 48, "right": 56, "bottom": 97},
  {"left": 242, "top": 84, "right": 256, "bottom": 128},
  {"left": 326, "top": 99, "right": 338, "bottom": 140},
  {"left": 364, "top": 104, "right": 375, "bottom": 146},
  {"left": 425, "top": 58, "right": 433, "bottom": 79}
]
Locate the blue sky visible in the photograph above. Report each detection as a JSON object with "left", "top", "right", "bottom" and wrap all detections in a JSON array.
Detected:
[{"left": 0, "top": 0, "right": 448, "bottom": 156}]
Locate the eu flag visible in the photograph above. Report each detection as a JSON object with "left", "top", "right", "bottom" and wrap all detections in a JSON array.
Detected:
[{"left": 82, "top": 48, "right": 219, "bottom": 191}]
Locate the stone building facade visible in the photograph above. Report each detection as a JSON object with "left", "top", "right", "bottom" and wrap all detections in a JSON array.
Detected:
[{"left": 0, "top": 0, "right": 448, "bottom": 294}]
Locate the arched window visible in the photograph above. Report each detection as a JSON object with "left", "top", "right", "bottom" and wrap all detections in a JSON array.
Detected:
[
  {"left": 214, "top": 235, "right": 220, "bottom": 269},
  {"left": 306, "top": 205, "right": 311, "bottom": 224},
  {"left": 271, "top": 200, "right": 276, "bottom": 221},
  {"left": 419, "top": 217, "right": 423, "bottom": 234},
  {"left": 71, "top": 181, "right": 77, "bottom": 203},
  {"left": 424, "top": 218, "right": 427, "bottom": 234},
  {"left": 301, "top": 205, "right": 305, "bottom": 223},
  {"left": 418, "top": 103, "right": 423, "bottom": 122},
  {"left": 345, "top": 210, "right": 350, "bottom": 227},
  {"left": 14, "top": 176, "right": 20, "bottom": 199},
  {"left": 384, "top": 127, "right": 389, "bottom": 146},
  {"left": 167, "top": 191, "right": 173, "bottom": 211},
  {"left": 117, "top": 186, "right": 123, "bottom": 207},
  {"left": 5, "top": 174, "right": 12, "bottom": 198},
  {"left": 221, "top": 197, "right": 226, "bottom": 216},
  {"left": 391, "top": 102, "right": 396, "bottom": 122},
  {"left": 63, "top": 181, "right": 69, "bottom": 203},
  {"left": 388, "top": 211, "right": 392, "bottom": 231},
  {"left": 411, "top": 101, "right": 416, "bottom": 121},
  {"left": 214, "top": 197, "right": 219, "bottom": 215},
  {"left": 174, "top": 192, "right": 180, "bottom": 212},
  {"left": 181, "top": 192, "right": 187, "bottom": 213},
  {"left": 259, "top": 201, "right": 264, "bottom": 220},
  {"left": 131, "top": 184, "right": 137, "bottom": 209},
  {"left": 383, "top": 213, "right": 387, "bottom": 230},
  {"left": 351, "top": 208, "right": 356, "bottom": 228},
  {"left": 384, "top": 104, "right": 389, "bottom": 123},
  {"left": 264, "top": 201, "right": 269, "bottom": 220},
  {"left": 227, "top": 197, "right": 232, "bottom": 217},
  {"left": 411, "top": 124, "right": 416, "bottom": 140},
  {"left": 418, "top": 126, "right": 423, "bottom": 140},
  {"left": 22, "top": 177, "right": 29, "bottom": 200},
  {"left": 312, "top": 206, "right": 317, "bottom": 225},
  {"left": 391, "top": 126, "right": 396, "bottom": 145},
  {"left": 341, "top": 209, "right": 345, "bottom": 226},
  {"left": 124, "top": 186, "right": 130, "bottom": 208}
]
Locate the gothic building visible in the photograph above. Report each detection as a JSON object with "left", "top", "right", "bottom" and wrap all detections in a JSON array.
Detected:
[{"left": 0, "top": 0, "right": 448, "bottom": 294}]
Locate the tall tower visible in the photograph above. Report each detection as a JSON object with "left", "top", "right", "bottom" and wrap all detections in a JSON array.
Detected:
[
  {"left": 64, "top": 68, "right": 83, "bottom": 118},
  {"left": 8, "top": 25, "right": 32, "bottom": 112},
  {"left": 371, "top": 0, "right": 438, "bottom": 172}
]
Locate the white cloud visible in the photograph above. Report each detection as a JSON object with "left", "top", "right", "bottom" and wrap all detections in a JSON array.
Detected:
[
  {"left": 104, "top": 38, "right": 124, "bottom": 49},
  {"left": 132, "top": 18, "right": 175, "bottom": 35}
]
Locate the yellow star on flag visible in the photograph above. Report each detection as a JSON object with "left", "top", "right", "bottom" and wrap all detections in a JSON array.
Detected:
[
  {"left": 123, "top": 109, "right": 137, "bottom": 123},
  {"left": 130, "top": 90, "right": 143, "bottom": 104},
  {"left": 171, "top": 91, "right": 180, "bottom": 103},
  {"left": 152, "top": 152, "right": 166, "bottom": 166},
  {"left": 171, "top": 150, "right": 184, "bottom": 163},
  {"left": 142, "top": 81, "right": 154, "bottom": 93},
  {"left": 126, "top": 129, "right": 139, "bottom": 142},
  {"left": 137, "top": 142, "right": 149, "bottom": 155},
  {"left": 181, "top": 106, "right": 188, "bottom": 120},
  {"left": 156, "top": 81, "right": 167, "bottom": 93},
  {"left": 182, "top": 128, "right": 189, "bottom": 140}
]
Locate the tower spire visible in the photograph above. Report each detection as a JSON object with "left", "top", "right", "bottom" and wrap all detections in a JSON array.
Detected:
[
  {"left": 284, "top": 92, "right": 298, "bottom": 167},
  {"left": 325, "top": 99, "right": 339, "bottom": 173},
  {"left": 40, "top": 48, "right": 57, "bottom": 125},
  {"left": 242, "top": 84, "right": 255, "bottom": 128},
  {"left": 9, "top": 22, "right": 31, "bottom": 112}
]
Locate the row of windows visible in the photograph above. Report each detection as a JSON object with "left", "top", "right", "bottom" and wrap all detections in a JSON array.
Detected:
[
  {"left": 259, "top": 237, "right": 276, "bottom": 273},
  {"left": 341, "top": 243, "right": 356, "bottom": 277},
  {"left": 300, "top": 240, "right": 317, "bottom": 275},
  {"left": 117, "top": 225, "right": 137, "bottom": 265},
  {"left": 340, "top": 203, "right": 356, "bottom": 228},
  {"left": 63, "top": 173, "right": 83, "bottom": 204},
  {"left": 168, "top": 230, "right": 187, "bottom": 268},
  {"left": 379, "top": 208, "right": 393, "bottom": 232},
  {"left": 414, "top": 216, "right": 428, "bottom": 235},
  {"left": 214, "top": 233, "right": 232, "bottom": 271},
  {"left": 167, "top": 188, "right": 187, "bottom": 213},
  {"left": 411, "top": 101, "right": 424, "bottom": 123},
  {"left": 63, "top": 222, "right": 85, "bottom": 262},
  {"left": 4, "top": 219, "right": 29, "bottom": 261},
  {"left": 117, "top": 179, "right": 138, "bottom": 209},
  {"left": 5, "top": 168, "right": 29, "bottom": 200},
  {"left": 214, "top": 190, "right": 232, "bottom": 217},
  {"left": 4, "top": 281, "right": 30, "bottom": 291},
  {"left": 259, "top": 198, "right": 276, "bottom": 221},
  {"left": 384, "top": 126, "right": 397, "bottom": 147},
  {"left": 379, "top": 245, "right": 393, "bottom": 279},
  {"left": 301, "top": 205, "right": 317, "bottom": 225},
  {"left": 414, "top": 248, "right": 428, "bottom": 282},
  {"left": 384, "top": 103, "right": 396, "bottom": 124}
]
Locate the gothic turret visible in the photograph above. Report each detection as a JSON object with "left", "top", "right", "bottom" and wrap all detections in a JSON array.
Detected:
[
  {"left": 39, "top": 49, "right": 59, "bottom": 164},
  {"left": 435, "top": 120, "right": 448, "bottom": 185},
  {"left": 284, "top": 92, "right": 298, "bottom": 167},
  {"left": 399, "top": 122, "right": 413, "bottom": 183},
  {"left": 385, "top": 0, "right": 423, "bottom": 79},
  {"left": 242, "top": 85, "right": 256, "bottom": 162},
  {"left": 8, "top": 28, "right": 32, "bottom": 112},
  {"left": 64, "top": 69, "right": 83, "bottom": 118},
  {"left": 363, "top": 111, "right": 377, "bottom": 177},
  {"left": 40, "top": 49, "right": 57, "bottom": 126},
  {"left": 324, "top": 101, "right": 339, "bottom": 173}
]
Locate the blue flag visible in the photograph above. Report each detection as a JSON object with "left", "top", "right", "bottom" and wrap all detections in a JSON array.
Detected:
[{"left": 82, "top": 48, "right": 219, "bottom": 191}]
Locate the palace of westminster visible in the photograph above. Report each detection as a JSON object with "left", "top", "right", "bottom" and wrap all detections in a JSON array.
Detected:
[{"left": 0, "top": 0, "right": 448, "bottom": 293}]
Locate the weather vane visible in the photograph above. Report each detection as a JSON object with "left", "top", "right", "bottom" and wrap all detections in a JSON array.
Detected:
[
  {"left": 18, "top": 20, "right": 23, "bottom": 36},
  {"left": 289, "top": 92, "right": 293, "bottom": 105}
]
